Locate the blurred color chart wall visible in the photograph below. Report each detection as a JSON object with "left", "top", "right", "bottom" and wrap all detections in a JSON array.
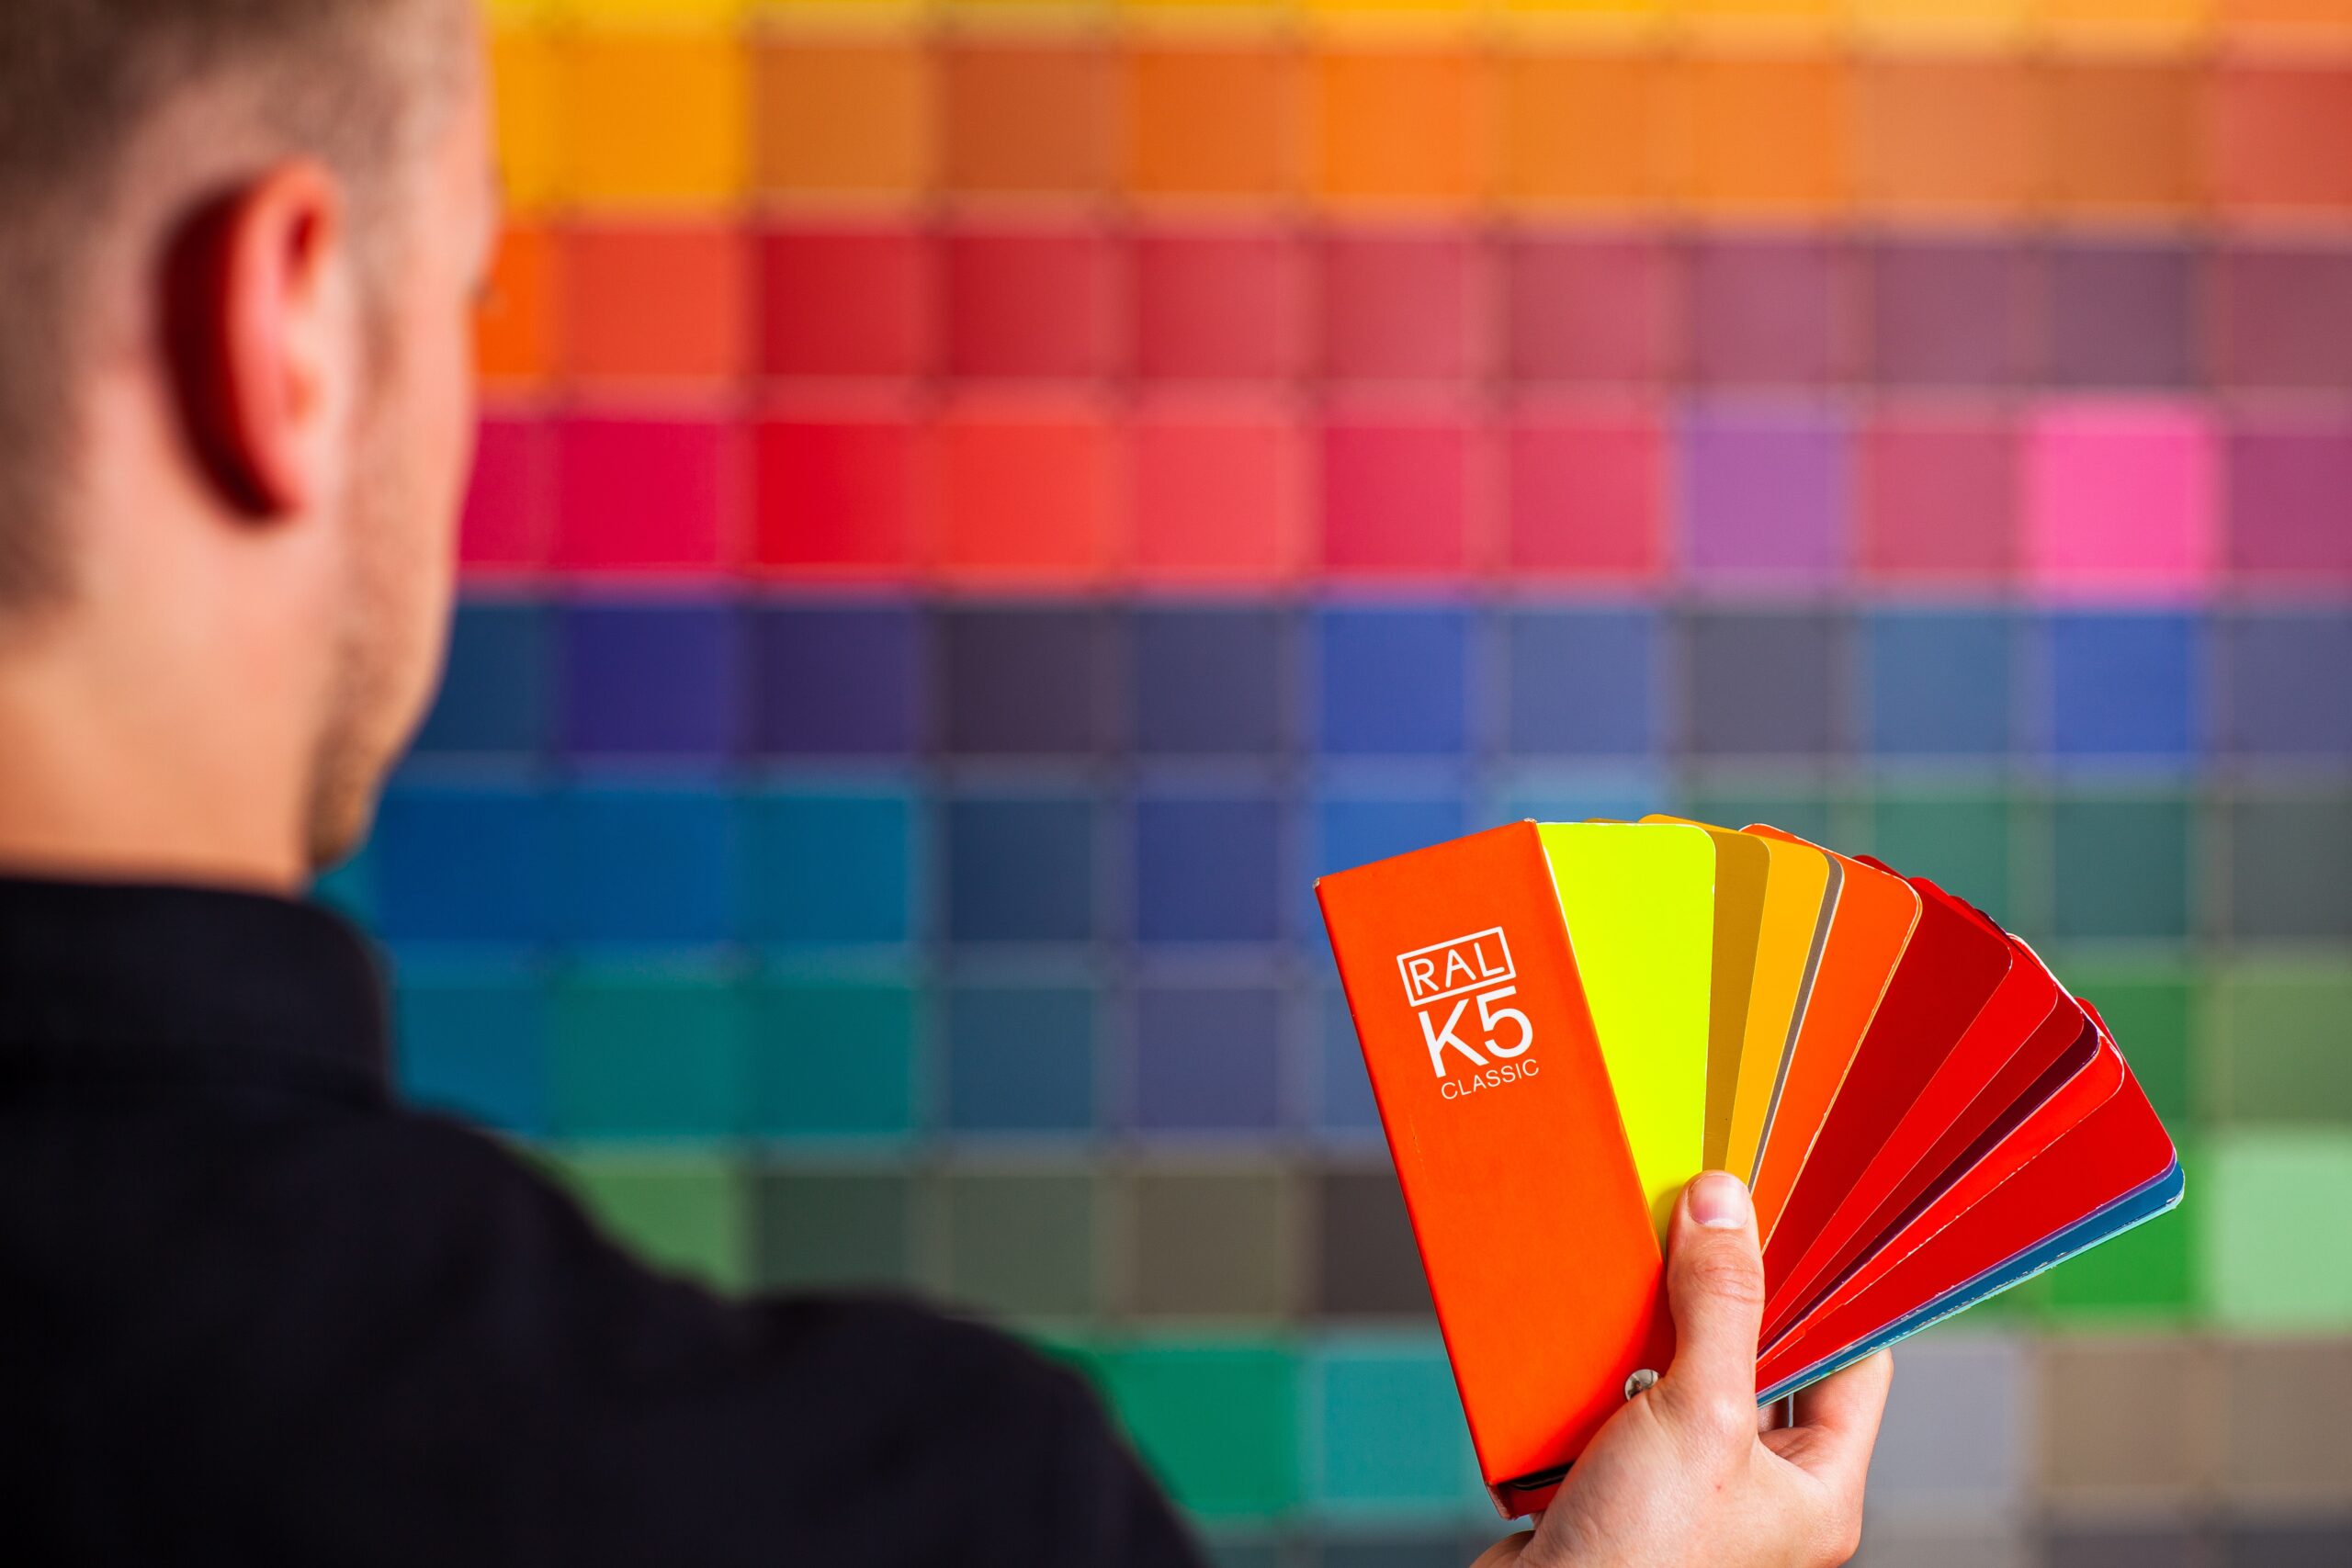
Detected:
[{"left": 348, "top": 0, "right": 2352, "bottom": 1562}]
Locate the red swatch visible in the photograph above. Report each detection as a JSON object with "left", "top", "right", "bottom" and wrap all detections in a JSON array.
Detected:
[
  {"left": 751, "top": 410, "right": 926, "bottom": 581},
  {"left": 760, "top": 227, "right": 931, "bottom": 380}
]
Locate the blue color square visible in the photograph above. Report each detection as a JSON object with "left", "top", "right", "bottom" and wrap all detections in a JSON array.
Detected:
[
  {"left": 2041, "top": 613, "right": 2203, "bottom": 761},
  {"left": 1501, "top": 608, "right": 1658, "bottom": 758},
  {"left": 372, "top": 783, "right": 553, "bottom": 944},
  {"left": 550, "top": 969, "right": 746, "bottom": 1138},
  {"left": 1863, "top": 609, "right": 2018, "bottom": 758},
  {"left": 556, "top": 785, "right": 738, "bottom": 947},
  {"left": 413, "top": 601, "right": 548, "bottom": 757},
  {"left": 1133, "top": 984, "right": 1284, "bottom": 1132},
  {"left": 1135, "top": 793, "right": 1284, "bottom": 944},
  {"left": 394, "top": 965, "right": 548, "bottom": 1134},
  {"left": 560, "top": 602, "right": 743, "bottom": 760},
  {"left": 2221, "top": 613, "right": 2352, "bottom": 758},
  {"left": 1314, "top": 794, "right": 1469, "bottom": 884},
  {"left": 749, "top": 604, "right": 923, "bottom": 757},
  {"left": 741, "top": 788, "right": 917, "bottom": 947},
  {"left": 944, "top": 984, "right": 1098, "bottom": 1134},
  {"left": 747, "top": 978, "right": 920, "bottom": 1139},
  {"left": 1134, "top": 608, "right": 1288, "bottom": 756},
  {"left": 940, "top": 607, "right": 1109, "bottom": 756},
  {"left": 1316, "top": 986, "right": 1382, "bottom": 1137},
  {"left": 1311, "top": 1337, "right": 1486, "bottom": 1515},
  {"left": 944, "top": 794, "right": 1096, "bottom": 943},
  {"left": 1317, "top": 608, "right": 1472, "bottom": 757}
]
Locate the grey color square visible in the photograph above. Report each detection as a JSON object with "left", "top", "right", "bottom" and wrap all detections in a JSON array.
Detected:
[
  {"left": 2222, "top": 794, "right": 2352, "bottom": 942},
  {"left": 938, "top": 607, "right": 1111, "bottom": 756},
  {"left": 1313, "top": 1167, "right": 1434, "bottom": 1320},
  {"left": 2045, "top": 241, "right": 2199, "bottom": 389},
  {"left": 2042, "top": 1524, "right": 2200, "bottom": 1568},
  {"left": 1863, "top": 1334, "right": 2029, "bottom": 1513},
  {"left": 1686, "top": 611, "right": 1844, "bottom": 759}
]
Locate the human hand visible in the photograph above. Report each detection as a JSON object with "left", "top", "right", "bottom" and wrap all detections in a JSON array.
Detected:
[{"left": 1471, "top": 1171, "right": 1893, "bottom": 1568}]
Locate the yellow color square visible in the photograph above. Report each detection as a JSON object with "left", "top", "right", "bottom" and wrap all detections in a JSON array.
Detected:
[
  {"left": 1498, "top": 0, "right": 1667, "bottom": 32},
  {"left": 489, "top": 27, "right": 563, "bottom": 216},
  {"left": 2041, "top": 0, "right": 2213, "bottom": 48},
  {"left": 1685, "top": 0, "right": 1842, "bottom": 42},
  {"left": 558, "top": 0, "right": 755, "bottom": 25},
  {"left": 560, "top": 31, "right": 751, "bottom": 209},
  {"left": 1848, "top": 0, "right": 2035, "bottom": 42}
]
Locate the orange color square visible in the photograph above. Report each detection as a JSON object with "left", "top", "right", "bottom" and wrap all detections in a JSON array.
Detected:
[
  {"left": 2041, "top": 61, "right": 2198, "bottom": 218},
  {"left": 935, "top": 401, "right": 1119, "bottom": 587},
  {"left": 2210, "top": 63, "right": 2352, "bottom": 217},
  {"left": 1312, "top": 48, "right": 1487, "bottom": 209},
  {"left": 476, "top": 224, "right": 560, "bottom": 387},
  {"left": 1499, "top": 50, "right": 1673, "bottom": 212},
  {"left": 2220, "top": 0, "right": 2352, "bottom": 41},
  {"left": 943, "top": 41, "right": 1111, "bottom": 197},
  {"left": 752, "top": 37, "right": 931, "bottom": 198},
  {"left": 1127, "top": 43, "right": 1296, "bottom": 202},
  {"left": 1679, "top": 53, "right": 1849, "bottom": 216},
  {"left": 1854, "top": 56, "right": 2037, "bottom": 218},
  {"left": 1130, "top": 403, "right": 1304, "bottom": 588},
  {"left": 490, "top": 26, "right": 562, "bottom": 215},
  {"left": 561, "top": 32, "right": 749, "bottom": 209},
  {"left": 565, "top": 224, "right": 752, "bottom": 385}
]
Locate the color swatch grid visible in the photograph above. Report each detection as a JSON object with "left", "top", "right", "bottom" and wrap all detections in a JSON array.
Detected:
[{"left": 343, "top": 1, "right": 2352, "bottom": 1561}]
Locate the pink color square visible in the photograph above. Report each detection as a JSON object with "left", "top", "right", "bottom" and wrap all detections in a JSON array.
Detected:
[
  {"left": 750, "top": 412, "right": 926, "bottom": 582},
  {"left": 1504, "top": 233, "right": 1680, "bottom": 385},
  {"left": 1130, "top": 401, "right": 1303, "bottom": 588},
  {"left": 1132, "top": 229, "right": 1305, "bottom": 382},
  {"left": 760, "top": 227, "right": 931, "bottom": 379},
  {"left": 935, "top": 400, "right": 1119, "bottom": 586},
  {"left": 2223, "top": 417, "right": 2352, "bottom": 585},
  {"left": 1859, "top": 412, "right": 2018, "bottom": 584},
  {"left": 552, "top": 417, "right": 732, "bottom": 576},
  {"left": 1320, "top": 230, "right": 1483, "bottom": 384},
  {"left": 460, "top": 415, "right": 552, "bottom": 575},
  {"left": 1319, "top": 414, "right": 1479, "bottom": 580},
  {"left": 2025, "top": 403, "right": 2216, "bottom": 599},
  {"left": 1504, "top": 404, "right": 1666, "bottom": 582},
  {"left": 944, "top": 227, "right": 1119, "bottom": 380}
]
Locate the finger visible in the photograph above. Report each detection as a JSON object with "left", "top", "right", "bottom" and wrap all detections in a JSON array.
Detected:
[
  {"left": 1650, "top": 1171, "right": 1765, "bottom": 1447},
  {"left": 1783, "top": 1350, "right": 1894, "bottom": 1483},
  {"left": 1468, "top": 1535, "right": 1532, "bottom": 1567}
]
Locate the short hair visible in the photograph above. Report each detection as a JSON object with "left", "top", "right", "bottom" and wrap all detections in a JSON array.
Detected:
[{"left": 0, "top": 0, "right": 465, "bottom": 615}]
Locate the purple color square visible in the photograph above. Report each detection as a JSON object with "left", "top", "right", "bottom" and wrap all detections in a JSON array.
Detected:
[
  {"left": 2214, "top": 243, "right": 2352, "bottom": 391},
  {"left": 1868, "top": 239, "right": 2034, "bottom": 389},
  {"left": 1689, "top": 236, "right": 1853, "bottom": 388},
  {"left": 2224, "top": 417, "right": 2352, "bottom": 581},
  {"left": 1320, "top": 230, "right": 1483, "bottom": 384},
  {"left": 1131, "top": 984, "right": 1284, "bottom": 1133},
  {"left": 2045, "top": 241, "right": 2199, "bottom": 390},
  {"left": 1682, "top": 409, "right": 1851, "bottom": 584},
  {"left": 1503, "top": 231, "right": 1681, "bottom": 385}
]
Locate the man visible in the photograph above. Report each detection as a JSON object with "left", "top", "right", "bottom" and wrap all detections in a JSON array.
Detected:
[{"left": 0, "top": 3, "right": 1890, "bottom": 1562}]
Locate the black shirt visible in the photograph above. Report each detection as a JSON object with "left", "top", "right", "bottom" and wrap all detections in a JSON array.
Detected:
[{"left": 0, "top": 875, "right": 1203, "bottom": 1566}]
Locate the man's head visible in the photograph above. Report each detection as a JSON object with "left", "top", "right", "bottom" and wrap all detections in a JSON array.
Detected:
[{"left": 0, "top": 0, "right": 492, "bottom": 882}]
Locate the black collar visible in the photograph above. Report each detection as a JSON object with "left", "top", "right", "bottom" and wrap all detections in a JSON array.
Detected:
[{"left": 0, "top": 874, "right": 389, "bottom": 1098}]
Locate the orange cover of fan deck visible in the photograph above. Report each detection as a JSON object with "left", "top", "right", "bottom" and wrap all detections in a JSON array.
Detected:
[{"left": 1317, "top": 821, "right": 1673, "bottom": 1517}]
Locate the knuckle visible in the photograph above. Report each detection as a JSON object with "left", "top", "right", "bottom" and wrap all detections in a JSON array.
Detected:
[
  {"left": 1680, "top": 1247, "right": 1765, "bottom": 1307},
  {"left": 1663, "top": 1385, "right": 1753, "bottom": 1455}
]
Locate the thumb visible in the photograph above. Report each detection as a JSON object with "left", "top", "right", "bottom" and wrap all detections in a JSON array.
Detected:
[{"left": 1648, "top": 1171, "right": 1765, "bottom": 1452}]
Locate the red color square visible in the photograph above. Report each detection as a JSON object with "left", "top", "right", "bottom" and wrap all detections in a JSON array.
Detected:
[
  {"left": 944, "top": 227, "right": 1118, "bottom": 380},
  {"left": 1319, "top": 414, "right": 1478, "bottom": 579},
  {"left": 1858, "top": 412, "right": 2018, "bottom": 584},
  {"left": 1133, "top": 229, "right": 1305, "bottom": 382},
  {"left": 1321, "top": 230, "right": 1484, "bottom": 384},
  {"left": 751, "top": 411, "right": 926, "bottom": 581},
  {"left": 460, "top": 415, "right": 552, "bottom": 574},
  {"left": 935, "top": 401, "right": 1118, "bottom": 586},
  {"left": 552, "top": 417, "right": 731, "bottom": 576},
  {"left": 1505, "top": 233, "right": 1681, "bottom": 385},
  {"left": 1130, "top": 401, "right": 1303, "bottom": 587},
  {"left": 566, "top": 223, "right": 751, "bottom": 384},
  {"left": 1504, "top": 405, "right": 1665, "bottom": 581},
  {"left": 760, "top": 227, "right": 931, "bottom": 379}
]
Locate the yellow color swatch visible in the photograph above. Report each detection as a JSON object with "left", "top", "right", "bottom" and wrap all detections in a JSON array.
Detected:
[
  {"left": 1642, "top": 817, "right": 1769, "bottom": 1172},
  {"left": 1713, "top": 829, "right": 1836, "bottom": 1190},
  {"left": 1539, "top": 821, "right": 1715, "bottom": 1238}
]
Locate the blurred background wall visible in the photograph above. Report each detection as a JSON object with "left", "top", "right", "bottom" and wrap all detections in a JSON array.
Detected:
[{"left": 336, "top": 0, "right": 2352, "bottom": 1562}]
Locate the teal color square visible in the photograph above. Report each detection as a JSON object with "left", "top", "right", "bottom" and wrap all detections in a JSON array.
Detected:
[
  {"left": 1862, "top": 789, "right": 2018, "bottom": 931},
  {"left": 745, "top": 977, "right": 919, "bottom": 1140},
  {"left": 550, "top": 968, "right": 746, "bottom": 1139},
  {"left": 2203, "top": 1132, "right": 2352, "bottom": 1330},
  {"left": 2050, "top": 793, "right": 2195, "bottom": 942},
  {"left": 1102, "top": 1342, "right": 1301, "bottom": 1522},
  {"left": 395, "top": 964, "right": 548, "bottom": 1135},
  {"left": 742, "top": 786, "right": 918, "bottom": 948},
  {"left": 1311, "top": 1335, "right": 1486, "bottom": 1517}
]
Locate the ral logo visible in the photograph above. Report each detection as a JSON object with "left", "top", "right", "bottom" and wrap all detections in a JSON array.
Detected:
[{"left": 1396, "top": 928, "right": 1537, "bottom": 1099}]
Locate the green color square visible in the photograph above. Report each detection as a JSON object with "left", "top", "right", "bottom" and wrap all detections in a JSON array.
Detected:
[
  {"left": 934, "top": 1169, "right": 1099, "bottom": 1322},
  {"left": 549, "top": 1153, "right": 751, "bottom": 1292},
  {"left": 2203, "top": 1132, "right": 2352, "bottom": 1330},
  {"left": 551, "top": 968, "right": 746, "bottom": 1138},
  {"left": 1102, "top": 1342, "right": 1300, "bottom": 1522},
  {"left": 752, "top": 1169, "right": 915, "bottom": 1291},
  {"left": 2222, "top": 792, "right": 2352, "bottom": 942},
  {"left": 2058, "top": 959, "right": 2199, "bottom": 1128},
  {"left": 1677, "top": 784, "right": 1835, "bottom": 847},
  {"left": 744, "top": 977, "right": 919, "bottom": 1139},
  {"left": 2047, "top": 1190, "right": 2198, "bottom": 1321},
  {"left": 1863, "top": 789, "right": 2018, "bottom": 931},
  {"left": 2211, "top": 962, "right": 2352, "bottom": 1126},
  {"left": 2051, "top": 794, "right": 2195, "bottom": 943},
  {"left": 1311, "top": 1336, "right": 1485, "bottom": 1517}
]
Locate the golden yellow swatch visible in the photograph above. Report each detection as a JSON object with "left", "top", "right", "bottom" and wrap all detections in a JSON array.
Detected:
[{"left": 1713, "top": 829, "right": 1836, "bottom": 1187}]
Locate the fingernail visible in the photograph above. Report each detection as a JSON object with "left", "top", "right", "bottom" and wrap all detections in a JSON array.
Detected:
[{"left": 1689, "top": 1171, "right": 1750, "bottom": 1231}]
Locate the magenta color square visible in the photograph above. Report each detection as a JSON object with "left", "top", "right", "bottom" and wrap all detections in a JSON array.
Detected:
[
  {"left": 1680, "top": 410, "right": 1849, "bottom": 584},
  {"left": 1132, "top": 228, "right": 1305, "bottom": 383},
  {"left": 1319, "top": 230, "right": 1483, "bottom": 384},
  {"left": 944, "top": 226, "right": 1119, "bottom": 381},
  {"left": 1689, "top": 237, "right": 1853, "bottom": 389},
  {"left": 2224, "top": 417, "right": 2352, "bottom": 583},
  {"left": 460, "top": 415, "right": 552, "bottom": 572},
  {"left": 1504, "top": 405, "right": 1665, "bottom": 581},
  {"left": 1504, "top": 232, "right": 1680, "bottom": 385},
  {"left": 2024, "top": 403, "right": 2217, "bottom": 599},
  {"left": 759, "top": 227, "right": 930, "bottom": 379},
  {"left": 2214, "top": 243, "right": 2352, "bottom": 392},
  {"left": 553, "top": 417, "right": 731, "bottom": 575},
  {"left": 1868, "top": 239, "right": 2034, "bottom": 389},
  {"left": 1319, "top": 415, "right": 1478, "bottom": 579},
  {"left": 1858, "top": 413, "right": 2018, "bottom": 584}
]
